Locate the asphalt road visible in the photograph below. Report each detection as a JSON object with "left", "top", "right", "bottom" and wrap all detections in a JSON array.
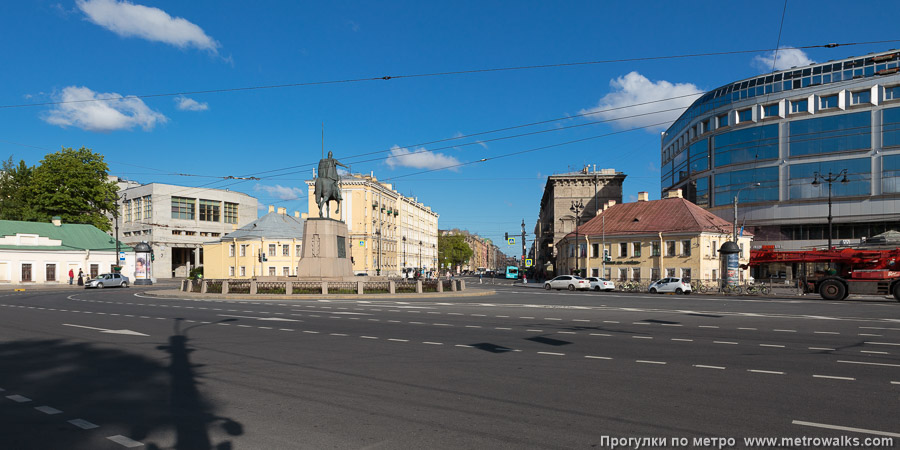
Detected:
[{"left": 0, "top": 284, "right": 898, "bottom": 449}]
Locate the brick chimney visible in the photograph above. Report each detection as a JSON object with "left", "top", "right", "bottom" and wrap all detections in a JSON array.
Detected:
[
  {"left": 637, "top": 192, "right": 649, "bottom": 202},
  {"left": 268, "top": 205, "right": 275, "bottom": 213},
  {"left": 52, "top": 216, "right": 62, "bottom": 227},
  {"left": 294, "top": 211, "right": 300, "bottom": 218},
  {"left": 665, "top": 189, "right": 683, "bottom": 199},
  {"left": 277, "top": 207, "right": 286, "bottom": 215}
]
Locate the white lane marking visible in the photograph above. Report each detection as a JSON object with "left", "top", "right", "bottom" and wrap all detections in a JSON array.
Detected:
[
  {"left": 861, "top": 351, "right": 889, "bottom": 355},
  {"left": 573, "top": 319, "right": 589, "bottom": 322},
  {"left": 360, "top": 336, "right": 378, "bottom": 339},
  {"left": 698, "top": 325, "right": 719, "bottom": 329},
  {"left": 496, "top": 315, "right": 509, "bottom": 318},
  {"left": 671, "top": 338, "right": 694, "bottom": 342},
  {"left": 447, "top": 313, "right": 463, "bottom": 316},
  {"left": 409, "top": 321, "right": 424, "bottom": 325},
  {"left": 279, "top": 329, "right": 294, "bottom": 332},
  {"left": 865, "top": 342, "right": 900, "bottom": 346},
  {"left": 813, "top": 375, "right": 856, "bottom": 381},
  {"left": 330, "top": 333, "right": 347, "bottom": 336},
  {"left": 774, "top": 329, "right": 797, "bottom": 332},
  {"left": 891, "top": 381, "right": 900, "bottom": 385},
  {"left": 455, "top": 344, "right": 473, "bottom": 348},
  {"left": 423, "top": 342, "right": 443, "bottom": 345},
  {"left": 837, "top": 360, "right": 900, "bottom": 368},
  {"left": 258, "top": 327, "right": 273, "bottom": 330},
  {"left": 6, "top": 395, "right": 31, "bottom": 402},
  {"left": 693, "top": 365, "right": 725, "bottom": 370},
  {"left": 465, "top": 325, "right": 481, "bottom": 328},
  {"left": 748, "top": 370, "right": 784, "bottom": 375},
  {"left": 760, "top": 344, "right": 785, "bottom": 348},
  {"left": 814, "top": 331, "right": 839, "bottom": 335},
  {"left": 471, "top": 314, "right": 486, "bottom": 317},
  {"left": 433, "top": 323, "right": 452, "bottom": 326},
  {"left": 495, "top": 327, "right": 512, "bottom": 330},
  {"left": 590, "top": 333, "right": 611, "bottom": 337},
  {"left": 388, "top": 339, "right": 408, "bottom": 342},
  {"left": 303, "top": 331, "right": 319, "bottom": 334},
  {"left": 35, "top": 406, "right": 62, "bottom": 415},
  {"left": 538, "top": 352, "right": 565, "bottom": 356},
  {"left": 859, "top": 333, "right": 883, "bottom": 337},
  {"left": 636, "top": 360, "right": 666, "bottom": 365},
  {"left": 585, "top": 356, "right": 612, "bottom": 360},
  {"left": 520, "top": 316, "right": 534, "bottom": 319},
  {"left": 860, "top": 326, "right": 900, "bottom": 331},
  {"left": 632, "top": 336, "right": 653, "bottom": 340},
  {"left": 107, "top": 435, "right": 144, "bottom": 448},
  {"left": 527, "top": 329, "right": 544, "bottom": 332},
  {"left": 237, "top": 325, "right": 252, "bottom": 328},
  {"left": 792, "top": 420, "right": 900, "bottom": 438},
  {"left": 545, "top": 318, "right": 562, "bottom": 321},
  {"left": 62, "top": 324, "right": 149, "bottom": 336},
  {"left": 660, "top": 324, "right": 682, "bottom": 327},
  {"left": 603, "top": 320, "right": 619, "bottom": 323},
  {"left": 714, "top": 341, "right": 738, "bottom": 345},
  {"left": 69, "top": 419, "right": 99, "bottom": 429},
  {"left": 558, "top": 331, "right": 575, "bottom": 334},
  {"left": 632, "top": 322, "right": 652, "bottom": 325}
]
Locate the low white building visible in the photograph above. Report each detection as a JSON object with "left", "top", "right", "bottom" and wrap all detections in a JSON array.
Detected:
[{"left": 0, "top": 217, "right": 134, "bottom": 284}]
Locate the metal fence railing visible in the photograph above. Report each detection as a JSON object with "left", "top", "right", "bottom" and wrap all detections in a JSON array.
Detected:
[
  {"left": 229, "top": 280, "right": 251, "bottom": 294},
  {"left": 257, "top": 281, "right": 286, "bottom": 294},
  {"left": 205, "top": 280, "right": 222, "bottom": 294},
  {"left": 328, "top": 281, "right": 357, "bottom": 294},
  {"left": 364, "top": 281, "right": 390, "bottom": 294},
  {"left": 292, "top": 281, "right": 322, "bottom": 295}
]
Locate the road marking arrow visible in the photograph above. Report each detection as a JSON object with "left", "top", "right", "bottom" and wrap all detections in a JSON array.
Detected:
[{"left": 62, "top": 324, "right": 149, "bottom": 336}]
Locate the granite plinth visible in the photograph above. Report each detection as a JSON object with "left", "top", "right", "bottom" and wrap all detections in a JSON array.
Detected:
[{"left": 297, "top": 218, "right": 354, "bottom": 279}]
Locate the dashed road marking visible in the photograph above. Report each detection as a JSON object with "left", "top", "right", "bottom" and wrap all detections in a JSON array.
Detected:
[
  {"left": 698, "top": 325, "right": 719, "bottom": 329},
  {"left": 760, "top": 344, "right": 785, "bottom": 348},
  {"left": 814, "top": 331, "right": 839, "bottom": 335},
  {"left": 837, "top": 360, "right": 900, "bottom": 368},
  {"left": 69, "top": 419, "right": 99, "bottom": 430},
  {"left": 865, "top": 342, "right": 900, "bottom": 346},
  {"left": 774, "top": 329, "right": 797, "bottom": 333},
  {"left": 693, "top": 365, "right": 725, "bottom": 370},
  {"left": 6, "top": 395, "right": 31, "bottom": 402},
  {"left": 538, "top": 352, "right": 565, "bottom": 356},
  {"left": 813, "top": 375, "right": 855, "bottom": 381},
  {"left": 590, "top": 333, "right": 611, "bottom": 337},
  {"left": 809, "top": 347, "right": 835, "bottom": 351},
  {"left": 423, "top": 342, "right": 443, "bottom": 345},
  {"left": 861, "top": 351, "right": 889, "bottom": 355},
  {"left": 714, "top": 341, "right": 738, "bottom": 345},
  {"left": 636, "top": 360, "right": 666, "bottom": 365},
  {"left": 792, "top": 420, "right": 900, "bottom": 438},
  {"left": 107, "top": 435, "right": 144, "bottom": 448},
  {"left": 35, "top": 406, "right": 62, "bottom": 415},
  {"left": 748, "top": 370, "right": 784, "bottom": 375},
  {"left": 585, "top": 356, "right": 612, "bottom": 360},
  {"left": 633, "top": 336, "right": 653, "bottom": 339},
  {"left": 671, "top": 338, "right": 693, "bottom": 342}
]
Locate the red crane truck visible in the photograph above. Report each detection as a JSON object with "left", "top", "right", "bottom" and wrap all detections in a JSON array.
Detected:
[{"left": 749, "top": 246, "right": 900, "bottom": 301}]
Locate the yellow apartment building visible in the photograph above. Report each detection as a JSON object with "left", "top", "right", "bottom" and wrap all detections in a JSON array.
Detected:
[
  {"left": 558, "top": 190, "right": 752, "bottom": 283},
  {"left": 203, "top": 206, "right": 305, "bottom": 279},
  {"left": 307, "top": 173, "right": 438, "bottom": 276}
]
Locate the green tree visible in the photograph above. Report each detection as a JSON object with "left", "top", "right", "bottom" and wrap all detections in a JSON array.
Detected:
[
  {"left": 438, "top": 234, "right": 473, "bottom": 270},
  {"left": 0, "top": 157, "right": 35, "bottom": 221},
  {"left": 28, "top": 147, "right": 118, "bottom": 231}
]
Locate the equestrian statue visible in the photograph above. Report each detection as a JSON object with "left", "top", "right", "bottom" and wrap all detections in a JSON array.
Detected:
[{"left": 315, "top": 151, "right": 349, "bottom": 218}]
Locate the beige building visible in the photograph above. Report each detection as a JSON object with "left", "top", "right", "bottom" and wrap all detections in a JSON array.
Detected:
[
  {"left": 534, "top": 166, "right": 626, "bottom": 279},
  {"left": 203, "top": 207, "right": 304, "bottom": 279},
  {"left": 558, "top": 190, "right": 752, "bottom": 283},
  {"left": 306, "top": 173, "right": 438, "bottom": 276}
]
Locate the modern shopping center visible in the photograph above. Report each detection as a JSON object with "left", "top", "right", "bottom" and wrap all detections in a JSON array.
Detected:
[{"left": 661, "top": 48, "right": 900, "bottom": 250}]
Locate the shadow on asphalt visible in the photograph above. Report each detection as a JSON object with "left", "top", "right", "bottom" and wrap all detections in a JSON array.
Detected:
[
  {"left": 0, "top": 318, "right": 243, "bottom": 450},
  {"left": 525, "top": 336, "right": 572, "bottom": 346}
]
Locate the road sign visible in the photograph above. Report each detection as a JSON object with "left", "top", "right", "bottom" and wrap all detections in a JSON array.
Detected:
[
  {"left": 119, "top": 251, "right": 126, "bottom": 261},
  {"left": 507, "top": 238, "right": 515, "bottom": 245},
  {"left": 359, "top": 240, "right": 365, "bottom": 247},
  {"left": 525, "top": 259, "right": 533, "bottom": 267}
]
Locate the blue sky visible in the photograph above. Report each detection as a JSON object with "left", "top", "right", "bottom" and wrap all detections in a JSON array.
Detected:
[{"left": 2, "top": 1, "right": 898, "bottom": 256}]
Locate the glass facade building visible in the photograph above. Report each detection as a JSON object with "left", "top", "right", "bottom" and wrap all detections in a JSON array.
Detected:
[{"left": 661, "top": 49, "right": 900, "bottom": 249}]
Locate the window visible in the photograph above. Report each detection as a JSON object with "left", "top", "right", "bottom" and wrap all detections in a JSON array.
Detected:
[
  {"left": 199, "top": 199, "right": 220, "bottom": 222},
  {"left": 44, "top": 264, "right": 55, "bottom": 282},
  {"left": 143, "top": 196, "right": 152, "bottom": 219},
  {"left": 124, "top": 200, "right": 132, "bottom": 223},
  {"left": 171, "top": 197, "right": 195, "bottom": 220},
  {"left": 21, "top": 263, "right": 32, "bottom": 282},
  {"left": 283, "top": 267, "right": 290, "bottom": 276},
  {"left": 790, "top": 98, "right": 808, "bottom": 113},
  {"left": 240, "top": 244, "right": 247, "bottom": 257},
  {"left": 229, "top": 244, "right": 235, "bottom": 257},
  {"left": 820, "top": 94, "right": 838, "bottom": 109},
  {"left": 618, "top": 268, "right": 628, "bottom": 281},
  {"left": 268, "top": 267, "right": 276, "bottom": 276},
  {"left": 591, "top": 268, "right": 599, "bottom": 277},
  {"left": 667, "top": 268, "right": 676, "bottom": 278},
  {"left": 789, "top": 111, "right": 871, "bottom": 156},
  {"left": 591, "top": 243, "right": 599, "bottom": 258},
  {"left": 90, "top": 264, "right": 98, "bottom": 278},
  {"left": 603, "top": 268, "right": 611, "bottom": 280},
  {"left": 133, "top": 197, "right": 143, "bottom": 221},
  {"left": 666, "top": 241, "right": 676, "bottom": 257},
  {"left": 682, "top": 240, "right": 691, "bottom": 256},
  {"left": 763, "top": 103, "right": 779, "bottom": 118},
  {"left": 738, "top": 109, "right": 752, "bottom": 123},
  {"left": 296, "top": 244, "right": 302, "bottom": 256},
  {"left": 718, "top": 113, "right": 729, "bottom": 127},
  {"left": 851, "top": 90, "right": 871, "bottom": 105},
  {"left": 632, "top": 268, "right": 641, "bottom": 281},
  {"left": 283, "top": 245, "right": 290, "bottom": 256},
  {"left": 681, "top": 268, "right": 692, "bottom": 281},
  {"left": 651, "top": 242, "right": 661, "bottom": 256},
  {"left": 240, "top": 266, "right": 246, "bottom": 277},
  {"left": 713, "top": 167, "right": 779, "bottom": 206},
  {"left": 790, "top": 158, "right": 871, "bottom": 199},
  {"left": 651, "top": 268, "right": 660, "bottom": 281},
  {"left": 713, "top": 124, "right": 778, "bottom": 167},
  {"left": 619, "top": 242, "right": 628, "bottom": 258},
  {"left": 224, "top": 202, "right": 238, "bottom": 224},
  {"left": 712, "top": 241, "right": 718, "bottom": 257},
  {"left": 268, "top": 244, "right": 276, "bottom": 256},
  {"left": 885, "top": 86, "right": 900, "bottom": 101},
  {"left": 633, "top": 242, "right": 641, "bottom": 258},
  {"left": 229, "top": 266, "right": 235, "bottom": 277}
]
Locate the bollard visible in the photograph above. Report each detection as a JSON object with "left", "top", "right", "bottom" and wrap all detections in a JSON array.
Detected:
[
  {"left": 222, "top": 280, "right": 229, "bottom": 294},
  {"left": 322, "top": 281, "right": 328, "bottom": 295},
  {"left": 250, "top": 280, "right": 258, "bottom": 295},
  {"left": 459, "top": 280, "right": 465, "bottom": 291},
  {"left": 389, "top": 281, "right": 396, "bottom": 294},
  {"left": 358, "top": 281, "right": 364, "bottom": 295},
  {"left": 437, "top": 281, "right": 443, "bottom": 293},
  {"left": 285, "top": 281, "right": 292, "bottom": 295},
  {"left": 201, "top": 280, "right": 208, "bottom": 294},
  {"left": 416, "top": 280, "right": 423, "bottom": 294},
  {"left": 450, "top": 279, "right": 457, "bottom": 292}
]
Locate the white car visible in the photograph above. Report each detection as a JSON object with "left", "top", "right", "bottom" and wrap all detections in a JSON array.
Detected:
[
  {"left": 544, "top": 275, "right": 590, "bottom": 291},
  {"left": 85, "top": 273, "right": 130, "bottom": 289},
  {"left": 586, "top": 277, "right": 615, "bottom": 291},
  {"left": 648, "top": 277, "right": 692, "bottom": 295}
]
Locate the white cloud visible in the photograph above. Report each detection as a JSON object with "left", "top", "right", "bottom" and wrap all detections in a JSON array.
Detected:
[
  {"left": 77, "top": 0, "right": 219, "bottom": 53},
  {"left": 175, "top": 96, "right": 208, "bottom": 111},
  {"left": 254, "top": 184, "right": 305, "bottom": 201},
  {"left": 753, "top": 47, "right": 815, "bottom": 72},
  {"left": 385, "top": 145, "right": 461, "bottom": 171},
  {"left": 43, "top": 86, "right": 167, "bottom": 132},
  {"left": 580, "top": 72, "right": 703, "bottom": 132}
]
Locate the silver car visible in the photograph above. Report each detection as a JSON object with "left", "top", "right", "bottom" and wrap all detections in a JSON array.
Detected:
[
  {"left": 85, "top": 273, "right": 130, "bottom": 289},
  {"left": 648, "top": 277, "right": 692, "bottom": 295}
]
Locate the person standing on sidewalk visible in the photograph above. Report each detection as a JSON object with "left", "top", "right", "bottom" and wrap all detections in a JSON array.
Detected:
[
  {"left": 68, "top": 268, "right": 74, "bottom": 285},
  {"left": 77, "top": 269, "right": 84, "bottom": 286}
]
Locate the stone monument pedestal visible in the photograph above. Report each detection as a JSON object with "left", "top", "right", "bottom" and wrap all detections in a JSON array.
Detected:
[{"left": 297, "top": 218, "right": 354, "bottom": 280}]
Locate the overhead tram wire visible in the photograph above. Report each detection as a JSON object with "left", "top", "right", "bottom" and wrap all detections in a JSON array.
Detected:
[{"left": 2, "top": 39, "right": 899, "bottom": 111}]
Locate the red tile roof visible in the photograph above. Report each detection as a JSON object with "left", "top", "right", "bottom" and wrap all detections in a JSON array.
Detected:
[{"left": 567, "top": 198, "right": 746, "bottom": 238}]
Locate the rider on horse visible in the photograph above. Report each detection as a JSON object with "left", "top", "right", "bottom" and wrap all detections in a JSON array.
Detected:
[{"left": 315, "top": 151, "right": 349, "bottom": 218}]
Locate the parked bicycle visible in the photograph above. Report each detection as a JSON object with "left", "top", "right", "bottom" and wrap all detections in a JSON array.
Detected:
[
  {"left": 720, "top": 283, "right": 742, "bottom": 295},
  {"left": 744, "top": 283, "right": 770, "bottom": 295}
]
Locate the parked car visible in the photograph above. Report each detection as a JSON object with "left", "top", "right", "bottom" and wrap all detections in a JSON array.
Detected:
[
  {"left": 586, "top": 277, "right": 615, "bottom": 291},
  {"left": 85, "top": 273, "right": 129, "bottom": 289},
  {"left": 543, "top": 275, "right": 590, "bottom": 291},
  {"left": 648, "top": 277, "right": 692, "bottom": 295}
]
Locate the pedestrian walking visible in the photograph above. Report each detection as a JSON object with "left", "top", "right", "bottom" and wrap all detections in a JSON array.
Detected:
[
  {"left": 68, "top": 268, "right": 74, "bottom": 285},
  {"left": 77, "top": 269, "right": 84, "bottom": 286}
]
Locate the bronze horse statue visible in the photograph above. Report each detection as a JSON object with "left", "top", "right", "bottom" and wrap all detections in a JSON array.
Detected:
[{"left": 315, "top": 151, "right": 348, "bottom": 218}]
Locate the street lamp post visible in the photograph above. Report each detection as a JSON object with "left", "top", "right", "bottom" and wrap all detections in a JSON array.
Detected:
[
  {"left": 402, "top": 236, "right": 406, "bottom": 276},
  {"left": 109, "top": 193, "right": 125, "bottom": 269},
  {"left": 812, "top": 169, "right": 849, "bottom": 249},
  {"left": 570, "top": 199, "right": 584, "bottom": 277},
  {"left": 418, "top": 240, "right": 422, "bottom": 274},
  {"left": 733, "top": 183, "right": 761, "bottom": 243}
]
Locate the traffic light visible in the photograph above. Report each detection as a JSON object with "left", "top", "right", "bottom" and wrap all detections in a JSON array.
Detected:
[
  {"left": 603, "top": 249, "right": 611, "bottom": 262},
  {"left": 258, "top": 253, "right": 262, "bottom": 263},
  {"left": 505, "top": 232, "right": 508, "bottom": 241},
  {"left": 150, "top": 251, "right": 155, "bottom": 262}
]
